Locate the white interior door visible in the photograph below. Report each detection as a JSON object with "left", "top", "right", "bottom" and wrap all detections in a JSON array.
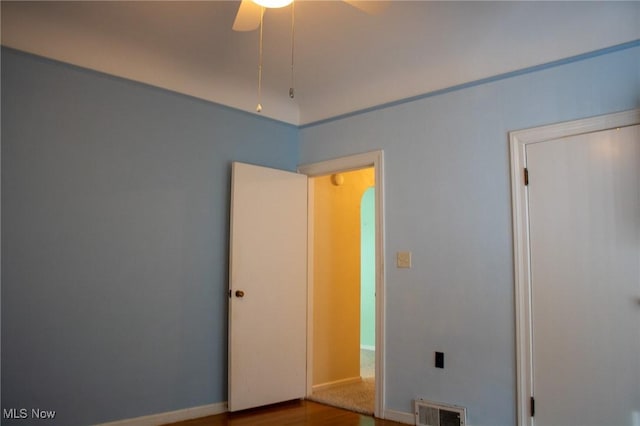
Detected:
[
  {"left": 526, "top": 125, "right": 640, "bottom": 426},
  {"left": 228, "top": 162, "right": 307, "bottom": 412}
]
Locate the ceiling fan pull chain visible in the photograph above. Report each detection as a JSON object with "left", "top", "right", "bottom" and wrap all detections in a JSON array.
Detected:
[
  {"left": 256, "top": 6, "right": 265, "bottom": 113},
  {"left": 289, "top": 0, "right": 295, "bottom": 99}
]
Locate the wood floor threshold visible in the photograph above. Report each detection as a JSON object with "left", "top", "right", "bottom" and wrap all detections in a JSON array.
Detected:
[{"left": 162, "top": 399, "right": 405, "bottom": 425}]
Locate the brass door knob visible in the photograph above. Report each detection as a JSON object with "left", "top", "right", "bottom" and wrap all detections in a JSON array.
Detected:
[{"left": 235, "top": 290, "right": 245, "bottom": 298}]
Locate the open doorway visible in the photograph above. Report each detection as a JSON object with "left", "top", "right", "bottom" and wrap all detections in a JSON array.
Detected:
[
  {"left": 306, "top": 167, "right": 375, "bottom": 415},
  {"left": 228, "top": 151, "right": 384, "bottom": 416},
  {"left": 299, "top": 150, "right": 385, "bottom": 418}
]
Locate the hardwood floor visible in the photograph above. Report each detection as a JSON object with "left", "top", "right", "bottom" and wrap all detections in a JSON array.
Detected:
[{"left": 163, "top": 399, "right": 406, "bottom": 426}]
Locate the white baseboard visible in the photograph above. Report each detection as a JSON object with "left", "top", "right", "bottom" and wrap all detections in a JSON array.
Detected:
[
  {"left": 94, "top": 402, "right": 227, "bottom": 426},
  {"left": 384, "top": 408, "right": 415, "bottom": 425},
  {"left": 360, "top": 345, "right": 375, "bottom": 351},
  {"left": 311, "top": 376, "right": 362, "bottom": 392}
]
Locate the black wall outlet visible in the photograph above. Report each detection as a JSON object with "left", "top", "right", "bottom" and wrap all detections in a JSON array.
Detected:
[{"left": 435, "top": 351, "right": 444, "bottom": 368}]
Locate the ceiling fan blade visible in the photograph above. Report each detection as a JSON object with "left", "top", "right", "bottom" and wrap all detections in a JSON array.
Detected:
[
  {"left": 342, "top": 0, "right": 388, "bottom": 15},
  {"left": 233, "top": 0, "right": 262, "bottom": 32}
]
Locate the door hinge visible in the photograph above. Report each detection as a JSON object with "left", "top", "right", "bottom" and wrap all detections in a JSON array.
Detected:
[
  {"left": 524, "top": 168, "right": 529, "bottom": 186},
  {"left": 228, "top": 289, "right": 232, "bottom": 298},
  {"left": 530, "top": 396, "right": 535, "bottom": 417}
]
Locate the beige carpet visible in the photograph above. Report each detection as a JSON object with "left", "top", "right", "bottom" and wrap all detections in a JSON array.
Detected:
[
  {"left": 308, "top": 349, "right": 375, "bottom": 415},
  {"left": 309, "top": 377, "right": 375, "bottom": 415}
]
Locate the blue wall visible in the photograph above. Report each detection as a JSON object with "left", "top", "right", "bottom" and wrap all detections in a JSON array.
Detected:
[
  {"left": 1, "top": 48, "right": 297, "bottom": 425},
  {"left": 299, "top": 44, "right": 640, "bottom": 425},
  {"left": 2, "top": 42, "right": 639, "bottom": 426}
]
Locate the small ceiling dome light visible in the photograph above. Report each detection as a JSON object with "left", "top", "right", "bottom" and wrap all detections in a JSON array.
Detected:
[{"left": 253, "top": 0, "right": 293, "bottom": 8}]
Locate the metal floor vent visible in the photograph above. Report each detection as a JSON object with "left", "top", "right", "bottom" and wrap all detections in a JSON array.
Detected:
[{"left": 415, "top": 398, "right": 467, "bottom": 426}]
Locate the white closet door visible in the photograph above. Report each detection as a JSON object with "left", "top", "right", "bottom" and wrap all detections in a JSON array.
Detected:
[{"left": 527, "top": 125, "right": 640, "bottom": 426}]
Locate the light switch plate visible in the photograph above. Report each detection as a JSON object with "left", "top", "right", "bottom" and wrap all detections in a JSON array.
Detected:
[{"left": 397, "top": 251, "right": 412, "bottom": 268}]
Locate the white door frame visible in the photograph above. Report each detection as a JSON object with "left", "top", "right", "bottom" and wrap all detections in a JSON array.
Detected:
[
  {"left": 298, "top": 150, "right": 386, "bottom": 419},
  {"left": 509, "top": 109, "right": 640, "bottom": 426}
]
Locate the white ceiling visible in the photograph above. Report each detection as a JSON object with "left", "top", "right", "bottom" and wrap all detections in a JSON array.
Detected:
[{"left": 2, "top": 1, "right": 639, "bottom": 125}]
